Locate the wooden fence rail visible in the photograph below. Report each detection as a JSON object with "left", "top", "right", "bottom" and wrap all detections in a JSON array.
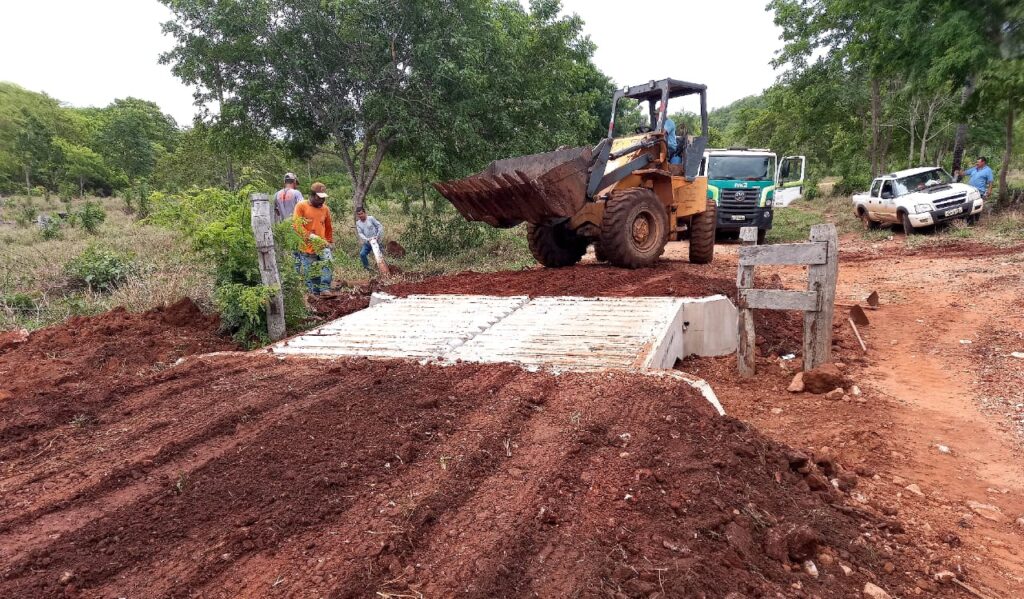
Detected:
[{"left": 736, "top": 224, "right": 838, "bottom": 377}]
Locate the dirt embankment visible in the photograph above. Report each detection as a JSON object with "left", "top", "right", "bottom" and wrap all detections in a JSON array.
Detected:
[
  {"left": 0, "top": 298, "right": 236, "bottom": 446},
  {"left": 0, "top": 349, "right": 942, "bottom": 598}
]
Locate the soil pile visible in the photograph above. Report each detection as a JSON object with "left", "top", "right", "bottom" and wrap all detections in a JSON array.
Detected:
[
  {"left": 0, "top": 354, "right": 938, "bottom": 598},
  {"left": 388, "top": 263, "right": 803, "bottom": 355},
  {"left": 0, "top": 298, "right": 235, "bottom": 445}
]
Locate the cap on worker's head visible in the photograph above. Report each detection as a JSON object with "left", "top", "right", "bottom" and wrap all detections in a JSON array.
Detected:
[
  {"left": 978, "top": 156, "right": 988, "bottom": 164},
  {"left": 310, "top": 181, "right": 328, "bottom": 199},
  {"left": 284, "top": 172, "right": 298, "bottom": 183}
]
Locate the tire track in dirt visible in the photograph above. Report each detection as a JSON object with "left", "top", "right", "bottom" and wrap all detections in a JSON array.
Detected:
[
  {"left": 175, "top": 367, "right": 550, "bottom": 598},
  {"left": 0, "top": 356, "right": 357, "bottom": 566},
  {"left": 0, "top": 359, "right": 532, "bottom": 597}
]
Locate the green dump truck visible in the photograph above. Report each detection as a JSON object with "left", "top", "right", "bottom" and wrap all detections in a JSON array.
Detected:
[{"left": 699, "top": 148, "right": 805, "bottom": 243}]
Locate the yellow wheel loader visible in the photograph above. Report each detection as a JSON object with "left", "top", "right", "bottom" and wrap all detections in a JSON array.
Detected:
[{"left": 434, "top": 78, "right": 715, "bottom": 268}]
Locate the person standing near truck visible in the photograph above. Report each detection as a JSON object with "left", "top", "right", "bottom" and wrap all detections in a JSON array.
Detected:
[
  {"left": 273, "top": 172, "right": 303, "bottom": 223},
  {"left": 956, "top": 157, "right": 994, "bottom": 199},
  {"left": 355, "top": 207, "right": 384, "bottom": 271},
  {"left": 292, "top": 182, "right": 333, "bottom": 294}
]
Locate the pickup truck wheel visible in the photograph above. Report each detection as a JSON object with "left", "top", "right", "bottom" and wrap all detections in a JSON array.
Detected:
[
  {"left": 757, "top": 229, "right": 767, "bottom": 245},
  {"left": 899, "top": 211, "right": 917, "bottom": 235},
  {"left": 599, "top": 187, "right": 669, "bottom": 268},
  {"left": 860, "top": 210, "right": 881, "bottom": 230},
  {"left": 967, "top": 213, "right": 981, "bottom": 225},
  {"left": 527, "top": 221, "right": 588, "bottom": 267},
  {"left": 688, "top": 200, "right": 717, "bottom": 264}
]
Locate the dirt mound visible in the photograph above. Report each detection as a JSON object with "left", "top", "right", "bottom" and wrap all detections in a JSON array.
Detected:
[
  {"left": 387, "top": 261, "right": 734, "bottom": 298},
  {"left": 0, "top": 355, "right": 937, "bottom": 598},
  {"left": 0, "top": 298, "right": 235, "bottom": 446},
  {"left": 307, "top": 291, "right": 372, "bottom": 321},
  {"left": 388, "top": 262, "right": 804, "bottom": 355}
]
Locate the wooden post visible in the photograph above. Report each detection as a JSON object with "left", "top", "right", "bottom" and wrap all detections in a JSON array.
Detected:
[
  {"left": 736, "top": 226, "right": 758, "bottom": 377},
  {"left": 803, "top": 224, "right": 838, "bottom": 369},
  {"left": 250, "top": 193, "right": 287, "bottom": 342}
]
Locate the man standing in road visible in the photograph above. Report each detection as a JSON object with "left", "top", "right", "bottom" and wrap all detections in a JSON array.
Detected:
[
  {"left": 355, "top": 207, "right": 385, "bottom": 271},
  {"left": 273, "top": 172, "right": 303, "bottom": 223},
  {"left": 956, "top": 157, "right": 994, "bottom": 199},
  {"left": 292, "top": 182, "right": 333, "bottom": 294}
]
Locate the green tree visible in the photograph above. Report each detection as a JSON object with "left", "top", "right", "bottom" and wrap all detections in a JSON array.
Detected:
[
  {"left": 159, "top": 0, "right": 608, "bottom": 212},
  {"left": 93, "top": 97, "right": 178, "bottom": 185}
]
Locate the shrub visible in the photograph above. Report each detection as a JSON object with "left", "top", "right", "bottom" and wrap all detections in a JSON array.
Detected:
[
  {"left": 40, "top": 218, "right": 63, "bottom": 240},
  {"left": 833, "top": 174, "right": 872, "bottom": 197},
  {"left": 148, "top": 187, "right": 310, "bottom": 345},
  {"left": 14, "top": 198, "right": 38, "bottom": 228},
  {"left": 65, "top": 246, "right": 135, "bottom": 291},
  {"left": 403, "top": 208, "right": 503, "bottom": 258},
  {"left": 77, "top": 201, "right": 107, "bottom": 234}
]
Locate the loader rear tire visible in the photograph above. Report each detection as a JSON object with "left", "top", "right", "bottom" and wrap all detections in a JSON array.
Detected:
[
  {"left": 688, "top": 200, "right": 717, "bottom": 264},
  {"left": 593, "top": 242, "right": 608, "bottom": 263},
  {"left": 527, "top": 221, "right": 588, "bottom": 267},
  {"left": 599, "top": 187, "right": 668, "bottom": 268}
]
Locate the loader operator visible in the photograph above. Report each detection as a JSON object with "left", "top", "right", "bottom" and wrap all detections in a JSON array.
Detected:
[
  {"left": 656, "top": 102, "right": 680, "bottom": 164},
  {"left": 292, "top": 182, "right": 334, "bottom": 295},
  {"left": 355, "top": 207, "right": 385, "bottom": 271},
  {"left": 274, "top": 172, "right": 303, "bottom": 223}
]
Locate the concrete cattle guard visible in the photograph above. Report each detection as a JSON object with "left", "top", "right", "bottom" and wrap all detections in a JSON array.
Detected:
[{"left": 269, "top": 293, "right": 738, "bottom": 414}]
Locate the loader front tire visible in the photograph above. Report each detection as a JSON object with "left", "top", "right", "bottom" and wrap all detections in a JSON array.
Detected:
[
  {"left": 527, "top": 221, "right": 588, "bottom": 267},
  {"left": 599, "top": 188, "right": 668, "bottom": 268},
  {"left": 688, "top": 200, "right": 717, "bottom": 264}
]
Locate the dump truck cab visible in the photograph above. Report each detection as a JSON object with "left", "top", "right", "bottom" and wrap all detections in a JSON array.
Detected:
[{"left": 435, "top": 77, "right": 717, "bottom": 268}]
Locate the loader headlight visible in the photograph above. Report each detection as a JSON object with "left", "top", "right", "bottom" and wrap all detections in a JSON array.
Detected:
[{"left": 915, "top": 204, "right": 932, "bottom": 214}]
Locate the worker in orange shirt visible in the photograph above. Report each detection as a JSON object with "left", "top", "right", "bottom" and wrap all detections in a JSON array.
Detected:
[{"left": 292, "top": 181, "right": 334, "bottom": 295}]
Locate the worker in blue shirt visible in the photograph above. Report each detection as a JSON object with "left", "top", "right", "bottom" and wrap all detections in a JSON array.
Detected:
[
  {"left": 956, "top": 157, "right": 994, "bottom": 199},
  {"left": 656, "top": 102, "right": 680, "bottom": 164}
]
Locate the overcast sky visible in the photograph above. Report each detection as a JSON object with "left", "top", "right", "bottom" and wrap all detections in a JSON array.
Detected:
[{"left": 0, "top": 0, "right": 783, "bottom": 125}]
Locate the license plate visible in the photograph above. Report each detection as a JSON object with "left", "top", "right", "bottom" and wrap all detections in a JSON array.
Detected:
[
  {"left": 943, "top": 207, "right": 963, "bottom": 217},
  {"left": 731, "top": 215, "right": 745, "bottom": 221}
]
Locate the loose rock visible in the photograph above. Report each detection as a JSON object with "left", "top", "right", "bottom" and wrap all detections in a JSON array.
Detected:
[
  {"left": 788, "top": 372, "right": 805, "bottom": 393},
  {"left": 802, "top": 363, "right": 852, "bottom": 394},
  {"left": 967, "top": 500, "right": 1005, "bottom": 522},
  {"left": 904, "top": 483, "right": 925, "bottom": 497},
  {"left": 863, "top": 582, "right": 892, "bottom": 599},
  {"left": 824, "top": 387, "right": 845, "bottom": 401}
]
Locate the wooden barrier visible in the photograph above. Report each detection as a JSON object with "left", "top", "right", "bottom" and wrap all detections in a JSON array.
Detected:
[
  {"left": 736, "top": 224, "right": 838, "bottom": 377},
  {"left": 250, "top": 193, "right": 287, "bottom": 342}
]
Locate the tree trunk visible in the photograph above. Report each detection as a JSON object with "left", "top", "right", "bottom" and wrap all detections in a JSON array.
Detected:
[
  {"left": 951, "top": 77, "right": 973, "bottom": 174},
  {"left": 226, "top": 157, "right": 236, "bottom": 191},
  {"left": 870, "top": 78, "right": 881, "bottom": 177},
  {"left": 1000, "top": 100, "right": 1014, "bottom": 201},
  {"left": 25, "top": 166, "right": 31, "bottom": 195},
  {"left": 79, "top": 175, "right": 84, "bottom": 198}
]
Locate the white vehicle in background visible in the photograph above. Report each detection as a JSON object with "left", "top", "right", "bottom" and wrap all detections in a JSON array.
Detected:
[{"left": 852, "top": 167, "right": 984, "bottom": 233}]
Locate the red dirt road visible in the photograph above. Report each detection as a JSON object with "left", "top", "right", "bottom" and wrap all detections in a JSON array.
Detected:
[
  {"left": 4, "top": 238, "right": 1024, "bottom": 597},
  {"left": 2, "top": 351, "right": 933, "bottom": 598}
]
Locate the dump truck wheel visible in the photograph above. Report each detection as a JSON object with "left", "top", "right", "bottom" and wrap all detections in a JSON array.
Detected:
[
  {"left": 688, "top": 199, "right": 716, "bottom": 264},
  {"left": 599, "top": 188, "right": 668, "bottom": 268},
  {"left": 527, "top": 222, "right": 588, "bottom": 267}
]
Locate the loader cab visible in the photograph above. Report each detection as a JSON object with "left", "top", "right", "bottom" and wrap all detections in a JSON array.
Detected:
[{"left": 607, "top": 78, "right": 709, "bottom": 182}]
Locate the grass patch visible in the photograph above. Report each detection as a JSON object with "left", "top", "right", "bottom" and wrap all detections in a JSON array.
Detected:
[
  {"left": 1, "top": 195, "right": 214, "bottom": 331},
  {"left": 326, "top": 200, "right": 534, "bottom": 284}
]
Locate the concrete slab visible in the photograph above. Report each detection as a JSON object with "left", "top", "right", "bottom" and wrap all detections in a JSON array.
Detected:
[
  {"left": 450, "top": 296, "right": 686, "bottom": 370},
  {"left": 270, "top": 294, "right": 528, "bottom": 359}
]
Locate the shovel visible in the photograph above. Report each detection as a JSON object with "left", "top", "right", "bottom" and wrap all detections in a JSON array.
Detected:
[{"left": 369, "top": 239, "right": 390, "bottom": 276}]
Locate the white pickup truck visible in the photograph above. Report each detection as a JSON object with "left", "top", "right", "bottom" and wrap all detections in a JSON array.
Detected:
[{"left": 852, "top": 167, "right": 983, "bottom": 232}]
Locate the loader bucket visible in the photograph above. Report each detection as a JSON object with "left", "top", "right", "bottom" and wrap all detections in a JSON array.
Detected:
[{"left": 434, "top": 146, "right": 593, "bottom": 227}]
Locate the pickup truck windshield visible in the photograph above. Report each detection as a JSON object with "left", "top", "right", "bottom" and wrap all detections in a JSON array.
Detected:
[
  {"left": 708, "top": 156, "right": 775, "bottom": 181},
  {"left": 893, "top": 168, "right": 953, "bottom": 196}
]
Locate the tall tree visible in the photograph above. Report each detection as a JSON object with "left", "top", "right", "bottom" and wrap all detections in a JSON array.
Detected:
[{"left": 159, "top": 0, "right": 608, "bottom": 211}]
